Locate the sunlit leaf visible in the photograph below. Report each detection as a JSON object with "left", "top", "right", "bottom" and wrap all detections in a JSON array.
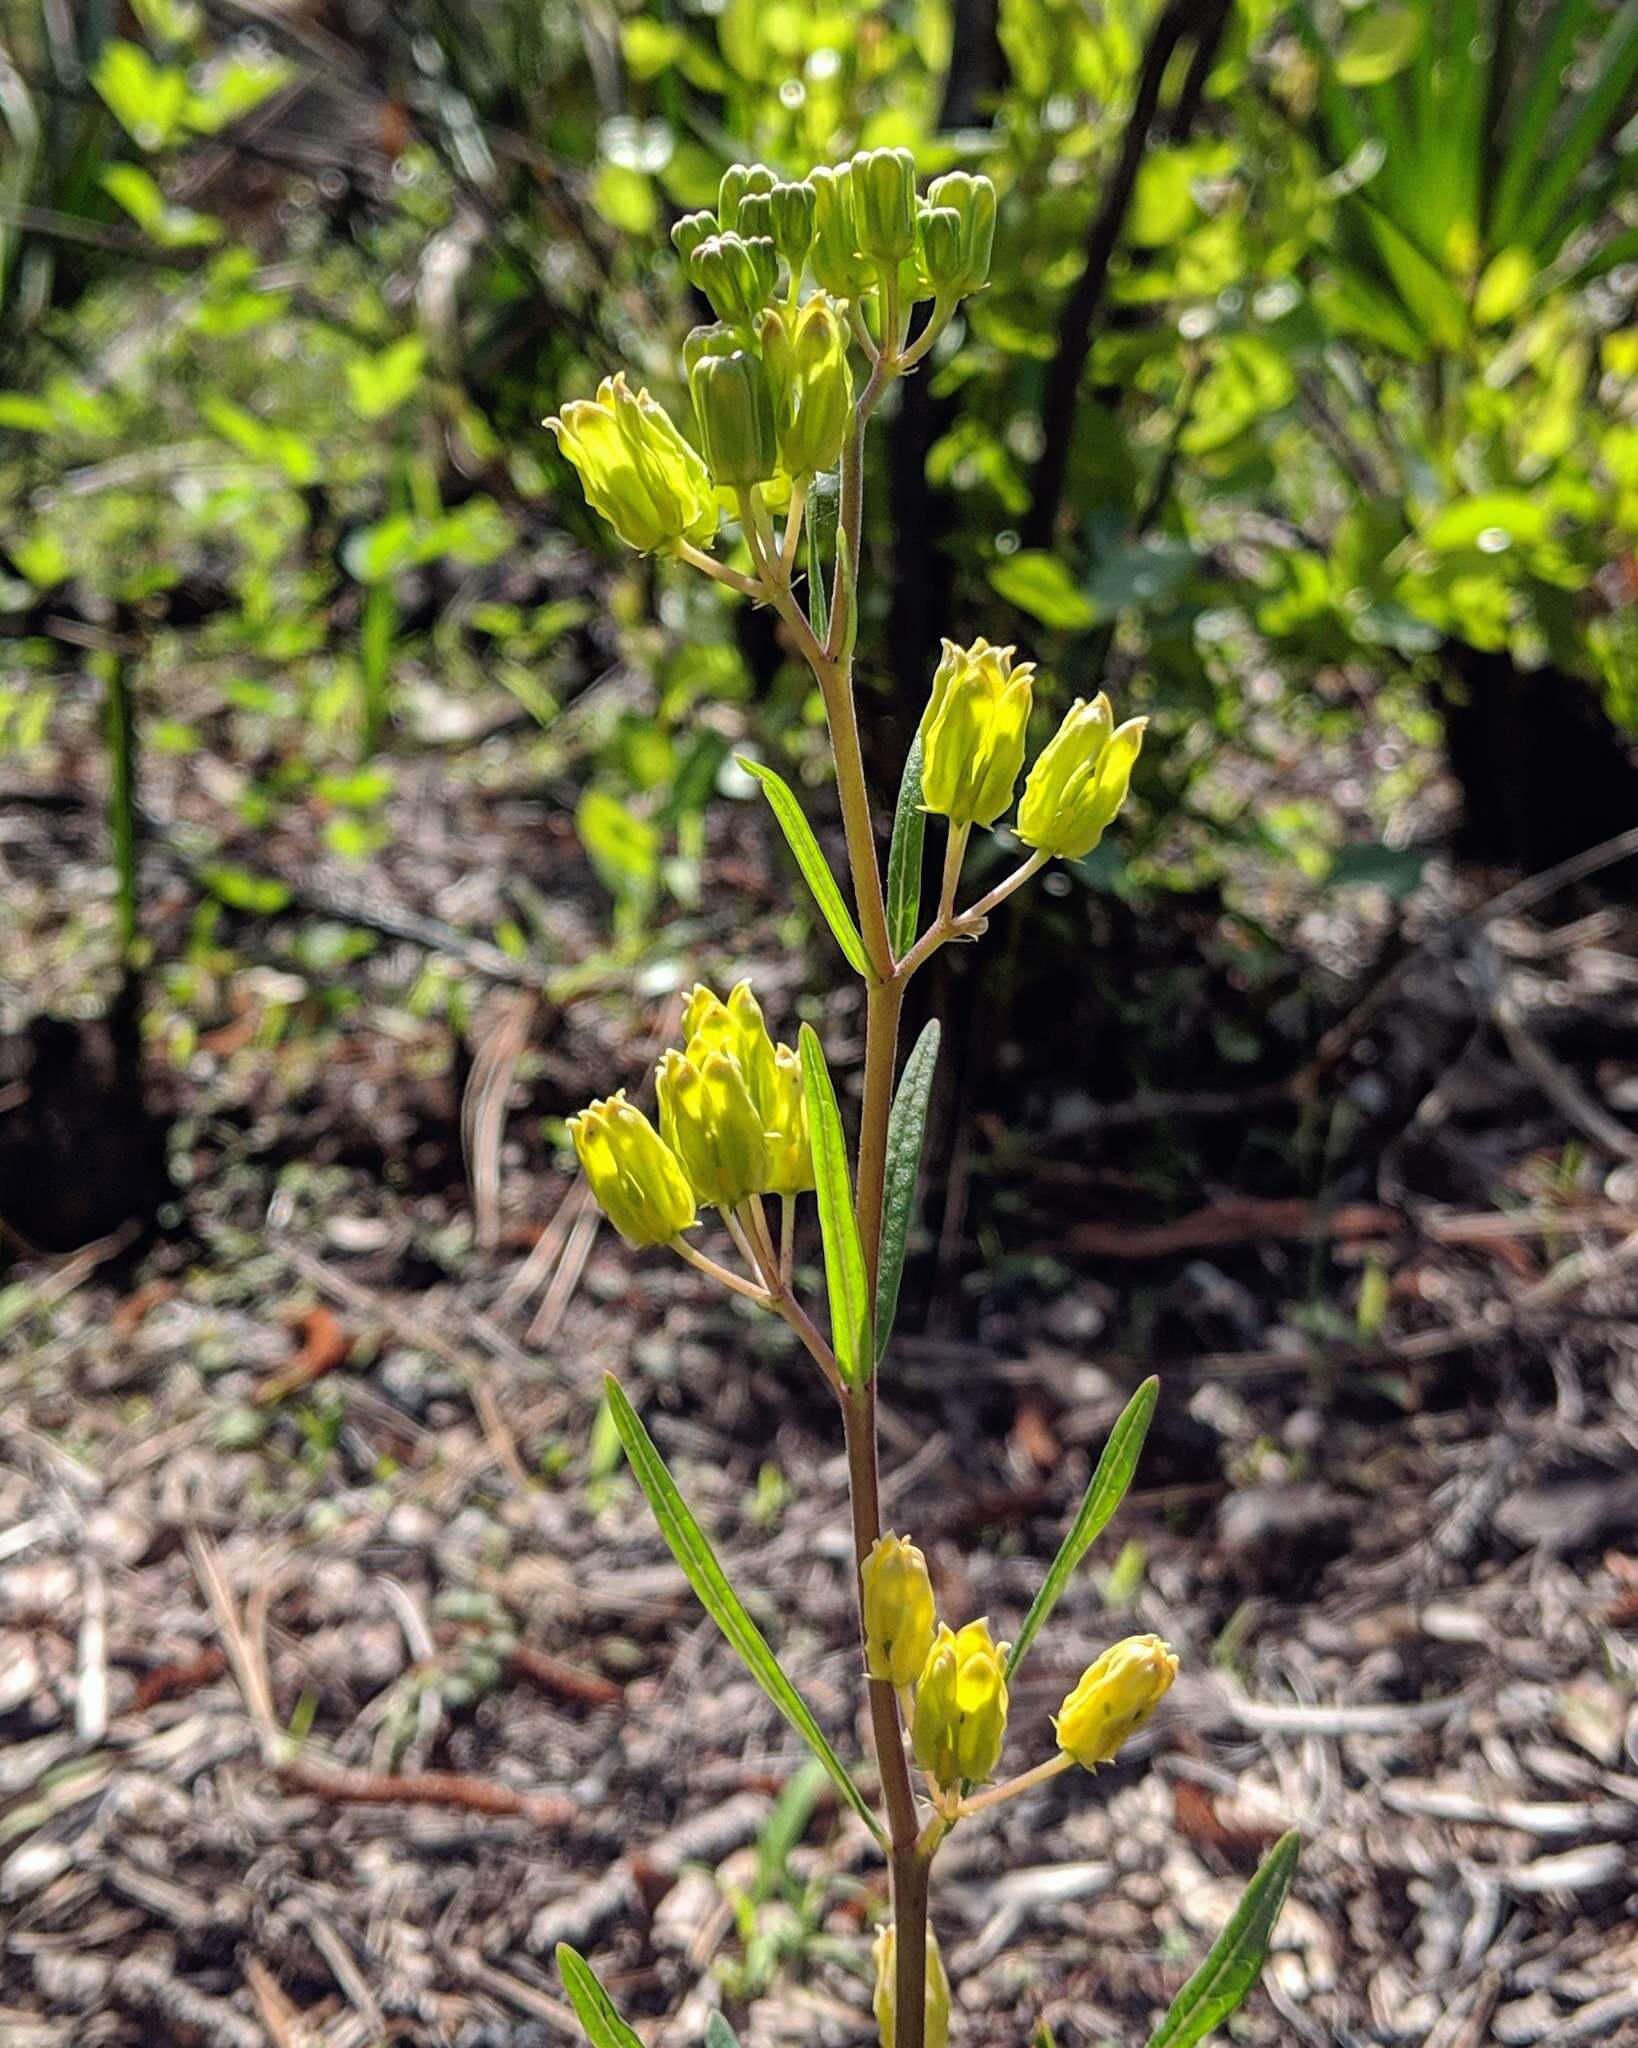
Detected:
[
  {"left": 1334, "top": 3, "right": 1422, "bottom": 87},
  {"left": 885, "top": 733, "right": 926, "bottom": 961},
  {"left": 798, "top": 1023, "right": 873, "bottom": 1385},
  {"left": 603, "top": 1377, "right": 883, "bottom": 1839},
  {"left": 737, "top": 756, "right": 871, "bottom": 977},
  {"left": 989, "top": 550, "right": 1096, "bottom": 631},
  {"left": 556, "top": 1945, "right": 643, "bottom": 2048},
  {"left": 1143, "top": 1832, "right": 1300, "bottom": 2048},
  {"left": 1008, "top": 1377, "right": 1159, "bottom": 1677}
]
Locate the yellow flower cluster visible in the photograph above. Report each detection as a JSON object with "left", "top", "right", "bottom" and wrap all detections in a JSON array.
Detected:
[
  {"left": 568, "top": 981, "right": 811, "bottom": 1245},
  {"left": 919, "top": 645, "right": 1148, "bottom": 856},
  {"left": 861, "top": 1533, "right": 1009, "bottom": 1790}
]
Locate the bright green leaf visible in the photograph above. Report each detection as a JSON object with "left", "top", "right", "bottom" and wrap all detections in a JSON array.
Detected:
[
  {"left": 603, "top": 1376, "right": 883, "bottom": 1839},
  {"left": 100, "top": 163, "right": 220, "bottom": 246},
  {"left": 346, "top": 337, "right": 426, "bottom": 421},
  {"left": 1144, "top": 1832, "right": 1300, "bottom": 2048},
  {"left": 989, "top": 550, "right": 1097, "bottom": 631},
  {"left": 92, "top": 40, "right": 189, "bottom": 149},
  {"left": 798, "top": 1024, "right": 873, "bottom": 1386},
  {"left": 556, "top": 1946, "right": 644, "bottom": 2048},
  {"left": 1334, "top": 3, "right": 1422, "bottom": 86},
  {"left": 737, "top": 757, "right": 871, "bottom": 977},
  {"left": 1008, "top": 1377, "right": 1159, "bottom": 1677}
]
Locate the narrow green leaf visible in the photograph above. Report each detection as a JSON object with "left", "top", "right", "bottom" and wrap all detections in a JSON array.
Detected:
[
  {"left": 556, "top": 1945, "right": 644, "bottom": 2048},
  {"left": 1143, "top": 1831, "right": 1301, "bottom": 2048},
  {"left": 1007, "top": 1377, "right": 1159, "bottom": 1677},
  {"left": 875, "top": 1020, "right": 940, "bottom": 1358},
  {"left": 886, "top": 733, "right": 927, "bottom": 960},
  {"left": 737, "top": 756, "right": 870, "bottom": 979},
  {"left": 805, "top": 468, "right": 837, "bottom": 644},
  {"left": 704, "top": 2019, "right": 743, "bottom": 2048},
  {"left": 1514, "top": 2, "right": 1638, "bottom": 257},
  {"left": 798, "top": 1024, "right": 874, "bottom": 1384},
  {"left": 604, "top": 1376, "right": 883, "bottom": 1840}
]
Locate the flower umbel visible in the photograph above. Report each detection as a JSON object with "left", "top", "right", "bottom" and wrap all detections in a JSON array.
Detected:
[
  {"left": 1054, "top": 1633, "right": 1178, "bottom": 1770},
  {"left": 1017, "top": 693, "right": 1147, "bottom": 861},
  {"left": 546, "top": 374, "right": 715, "bottom": 556},
  {"left": 656, "top": 1045, "right": 768, "bottom": 1209},
  {"left": 912, "top": 1618, "right": 1010, "bottom": 1789},
  {"left": 861, "top": 1533, "right": 937, "bottom": 1688},
  {"left": 919, "top": 639, "right": 1035, "bottom": 829},
  {"left": 568, "top": 1093, "right": 696, "bottom": 1248},
  {"left": 873, "top": 1921, "right": 951, "bottom": 2048}
]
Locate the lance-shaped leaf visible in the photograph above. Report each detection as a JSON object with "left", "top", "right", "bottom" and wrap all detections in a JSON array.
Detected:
[
  {"left": 1143, "top": 1830, "right": 1300, "bottom": 2048},
  {"left": 738, "top": 756, "right": 870, "bottom": 979},
  {"left": 799, "top": 1023, "right": 873, "bottom": 1383},
  {"left": 604, "top": 1375, "right": 883, "bottom": 1840},
  {"left": 1007, "top": 1376, "right": 1158, "bottom": 1677},
  {"left": 557, "top": 1945, "right": 644, "bottom": 2048},
  {"left": 886, "top": 732, "right": 927, "bottom": 959},
  {"left": 875, "top": 1019, "right": 939, "bottom": 1357},
  {"left": 805, "top": 468, "right": 838, "bottom": 644}
]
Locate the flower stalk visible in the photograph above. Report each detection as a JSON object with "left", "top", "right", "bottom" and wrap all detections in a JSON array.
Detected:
[{"left": 548, "top": 146, "right": 1293, "bottom": 2048}]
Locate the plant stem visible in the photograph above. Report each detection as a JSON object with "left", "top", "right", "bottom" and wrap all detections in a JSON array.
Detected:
[
  {"left": 895, "top": 847, "right": 1049, "bottom": 983},
  {"left": 674, "top": 540, "right": 764, "bottom": 600},
  {"left": 957, "top": 1749, "right": 1075, "bottom": 1817},
  {"left": 842, "top": 1386, "right": 927, "bottom": 2048},
  {"left": 670, "top": 1235, "right": 770, "bottom": 1305},
  {"left": 102, "top": 650, "right": 139, "bottom": 970}
]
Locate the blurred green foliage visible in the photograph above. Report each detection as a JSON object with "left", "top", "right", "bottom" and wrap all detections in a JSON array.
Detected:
[{"left": 1, "top": 0, "right": 1635, "bottom": 1003}]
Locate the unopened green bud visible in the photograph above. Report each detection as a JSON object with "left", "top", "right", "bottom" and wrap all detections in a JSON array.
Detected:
[
  {"left": 926, "top": 171, "right": 996, "bottom": 294},
  {"left": 1053, "top": 1633, "right": 1177, "bottom": 1769},
  {"left": 657, "top": 1046, "right": 768, "bottom": 1209},
  {"left": 919, "top": 637, "right": 1035, "bottom": 829},
  {"left": 764, "top": 1043, "right": 813, "bottom": 1196},
  {"left": 546, "top": 373, "right": 716, "bottom": 555},
  {"left": 917, "top": 206, "right": 966, "bottom": 295},
  {"left": 757, "top": 297, "right": 853, "bottom": 477},
  {"left": 850, "top": 147, "right": 918, "bottom": 267},
  {"left": 768, "top": 179, "right": 816, "bottom": 268},
  {"left": 718, "top": 161, "right": 777, "bottom": 233},
  {"left": 568, "top": 1091, "right": 696, "bottom": 1247},
  {"left": 688, "top": 345, "right": 779, "bottom": 486},
  {"left": 809, "top": 163, "right": 873, "bottom": 299},
  {"left": 671, "top": 210, "right": 717, "bottom": 263},
  {"left": 912, "top": 1618, "right": 1009, "bottom": 1788},
  {"left": 872, "top": 1922, "right": 951, "bottom": 2048},
  {"left": 735, "top": 192, "right": 775, "bottom": 241},
  {"left": 861, "top": 1533, "right": 936, "bottom": 1688},
  {"left": 1016, "top": 693, "right": 1147, "bottom": 860},
  {"left": 683, "top": 321, "right": 738, "bottom": 378},
  {"left": 688, "top": 232, "right": 780, "bottom": 327}
]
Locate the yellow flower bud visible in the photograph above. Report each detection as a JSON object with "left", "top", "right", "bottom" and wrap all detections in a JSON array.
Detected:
[
  {"left": 656, "top": 1045, "right": 768, "bottom": 1209},
  {"left": 718, "top": 161, "right": 776, "bottom": 234},
  {"left": 918, "top": 638, "right": 1035, "bottom": 829},
  {"left": 1016, "top": 694, "right": 1147, "bottom": 861},
  {"left": 682, "top": 980, "right": 778, "bottom": 1118},
  {"left": 767, "top": 179, "right": 816, "bottom": 269},
  {"left": 1053, "top": 1633, "right": 1178, "bottom": 1770},
  {"left": 765, "top": 1043, "right": 814, "bottom": 1197},
  {"left": 861, "top": 1533, "right": 937, "bottom": 1688},
  {"left": 568, "top": 1091, "right": 696, "bottom": 1248},
  {"left": 758, "top": 297, "right": 853, "bottom": 478},
  {"left": 912, "top": 1619, "right": 1009, "bottom": 1788},
  {"left": 872, "top": 1921, "right": 951, "bottom": 2048},
  {"left": 688, "top": 231, "right": 779, "bottom": 327},
  {"left": 546, "top": 374, "right": 716, "bottom": 556}
]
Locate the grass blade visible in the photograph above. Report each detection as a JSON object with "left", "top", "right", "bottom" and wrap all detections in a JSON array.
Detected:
[
  {"left": 1007, "top": 1376, "right": 1159, "bottom": 1677},
  {"left": 737, "top": 756, "right": 871, "bottom": 979},
  {"left": 605, "top": 1375, "right": 883, "bottom": 1840},
  {"left": 556, "top": 1945, "right": 644, "bottom": 2048},
  {"left": 875, "top": 1019, "right": 939, "bottom": 1358},
  {"left": 886, "top": 732, "right": 927, "bottom": 959},
  {"left": 799, "top": 1023, "right": 874, "bottom": 1384},
  {"left": 1143, "top": 1831, "right": 1301, "bottom": 2048}
]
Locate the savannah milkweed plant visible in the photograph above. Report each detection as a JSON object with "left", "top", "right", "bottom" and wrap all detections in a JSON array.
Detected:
[{"left": 549, "top": 147, "right": 1299, "bottom": 2048}]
